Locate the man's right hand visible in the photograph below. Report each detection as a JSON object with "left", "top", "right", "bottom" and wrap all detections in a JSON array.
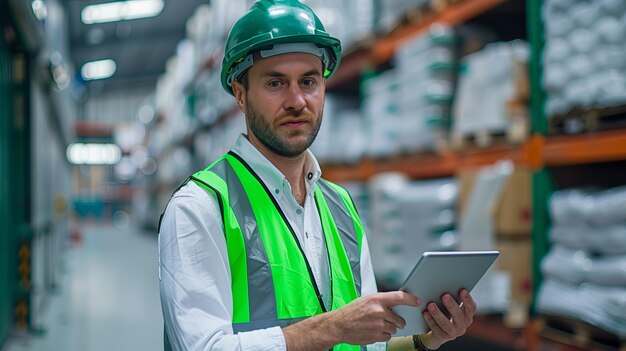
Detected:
[
  {"left": 328, "top": 291, "right": 421, "bottom": 345},
  {"left": 283, "top": 291, "right": 420, "bottom": 350}
]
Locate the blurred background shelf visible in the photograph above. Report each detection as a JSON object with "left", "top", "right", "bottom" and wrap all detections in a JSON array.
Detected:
[
  {"left": 328, "top": 0, "right": 511, "bottom": 89},
  {"left": 373, "top": 0, "right": 509, "bottom": 64},
  {"left": 544, "top": 130, "right": 626, "bottom": 167},
  {"left": 325, "top": 129, "right": 626, "bottom": 181},
  {"left": 323, "top": 140, "right": 537, "bottom": 182},
  {"left": 3, "top": 0, "right": 626, "bottom": 350}
]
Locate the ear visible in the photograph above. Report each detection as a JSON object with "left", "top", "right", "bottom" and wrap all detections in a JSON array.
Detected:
[{"left": 232, "top": 81, "right": 246, "bottom": 113}]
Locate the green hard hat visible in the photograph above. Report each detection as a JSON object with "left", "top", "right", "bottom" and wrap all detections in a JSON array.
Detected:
[{"left": 220, "top": 0, "right": 342, "bottom": 95}]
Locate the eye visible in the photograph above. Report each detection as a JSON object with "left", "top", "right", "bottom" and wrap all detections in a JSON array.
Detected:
[
  {"left": 301, "top": 78, "right": 317, "bottom": 87},
  {"left": 267, "top": 80, "right": 283, "bottom": 88}
]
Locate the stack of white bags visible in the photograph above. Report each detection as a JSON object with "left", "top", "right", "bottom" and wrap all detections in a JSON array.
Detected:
[
  {"left": 368, "top": 173, "right": 458, "bottom": 288},
  {"left": 362, "top": 25, "right": 457, "bottom": 155},
  {"left": 452, "top": 40, "right": 528, "bottom": 138},
  {"left": 543, "top": 0, "right": 626, "bottom": 118},
  {"left": 537, "top": 186, "right": 626, "bottom": 337}
]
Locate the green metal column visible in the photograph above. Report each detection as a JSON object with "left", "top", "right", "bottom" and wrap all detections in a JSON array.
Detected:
[
  {"left": 12, "top": 51, "right": 33, "bottom": 333},
  {"left": 530, "top": 170, "right": 553, "bottom": 314},
  {"left": 0, "top": 12, "right": 15, "bottom": 346},
  {"left": 527, "top": 0, "right": 550, "bottom": 315},
  {"left": 0, "top": 6, "right": 33, "bottom": 343},
  {"left": 528, "top": 0, "right": 547, "bottom": 135}
]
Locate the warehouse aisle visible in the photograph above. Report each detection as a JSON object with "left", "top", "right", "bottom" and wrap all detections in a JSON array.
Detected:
[{"left": 2, "top": 223, "right": 162, "bottom": 351}]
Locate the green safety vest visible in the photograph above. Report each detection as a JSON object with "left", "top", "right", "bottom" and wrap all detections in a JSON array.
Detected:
[{"left": 163, "top": 152, "right": 367, "bottom": 351}]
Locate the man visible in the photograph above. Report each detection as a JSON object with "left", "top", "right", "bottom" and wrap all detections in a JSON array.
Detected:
[{"left": 158, "top": 0, "right": 476, "bottom": 350}]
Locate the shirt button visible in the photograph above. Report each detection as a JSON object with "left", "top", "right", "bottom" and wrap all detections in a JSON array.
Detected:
[
  {"left": 296, "top": 208, "right": 302, "bottom": 215},
  {"left": 307, "top": 172, "right": 313, "bottom": 180},
  {"left": 274, "top": 189, "right": 280, "bottom": 195}
]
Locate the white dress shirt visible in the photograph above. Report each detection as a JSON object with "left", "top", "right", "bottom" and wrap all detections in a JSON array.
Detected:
[{"left": 159, "top": 134, "right": 384, "bottom": 350}]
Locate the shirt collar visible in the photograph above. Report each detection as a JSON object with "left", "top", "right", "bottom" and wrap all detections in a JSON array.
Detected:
[{"left": 230, "top": 134, "right": 323, "bottom": 196}]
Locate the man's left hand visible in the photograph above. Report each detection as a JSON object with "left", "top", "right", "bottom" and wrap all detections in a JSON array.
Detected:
[{"left": 421, "top": 289, "right": 476, "bottom": 349}]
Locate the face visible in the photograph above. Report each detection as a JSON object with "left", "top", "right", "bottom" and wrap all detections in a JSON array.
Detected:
[{"left": 233, "top": 53, "right": 325, "bottom": 158}]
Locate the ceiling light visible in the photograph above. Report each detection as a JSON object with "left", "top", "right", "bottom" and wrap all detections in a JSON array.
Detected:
[
  {"left": 31, "top": 0, "right": 48, "bottom": 20},
  {"left": 66, "top": 143, "right": 122, "bottom": 165},
  {"left": 81, "top": 0, "right": 164, "bottom": 25},
  {"left": 81, "top": 59, "right": 116, "bottom": 81}
]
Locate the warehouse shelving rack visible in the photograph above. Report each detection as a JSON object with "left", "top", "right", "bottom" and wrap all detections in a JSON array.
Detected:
[
  {"left": 0, "top": 10, "right": 16, "bottom": 346},
  {"left": 320, "top": 0, "right": 626, "bottom": 349},
  {"left": 322, "top": 132, "right": 626, "bottom": 182},
  {"left": 326, "top": 0, "right": 626, "bottom": 179},
  {"left": 0, "top": 1, "right": 76, "bottom": 347},
  {"left": 528, "top": 0, "right": 626, "bottom": 348},
  {"left": 0, "top": 5, "right": 35, "bottom": 344},
  {"left": 330, "top": 0, "right": 509, "bottom": 89},
  {"left": 146, "top": 0, "right": 626, "bottom": 348}
]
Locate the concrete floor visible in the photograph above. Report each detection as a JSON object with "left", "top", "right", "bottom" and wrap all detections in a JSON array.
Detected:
[{"left": 2, "top": 222, "right": 163, "bottom": 351}]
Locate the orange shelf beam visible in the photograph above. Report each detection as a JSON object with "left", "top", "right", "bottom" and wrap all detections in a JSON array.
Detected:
[
  {"left": 322, "top": 153, "right": 456, "bottom": 182},
  {"left": 322, "top": 140, "right": 534, "bottom": 182},
  {"left": 457, "top": 143, "right": 530, "bottom": 169},
  {"left": 544, "top": 130, "right": 626, "bottom": 166},
  {"left": 378, "top": 153, "right": 458, "bottom": 179},
  {"left": 372, "top": 0, "right": 508, "bottom": 64},
  {"left": 322, "top": 130, "right": 626, "bottom": 182}
]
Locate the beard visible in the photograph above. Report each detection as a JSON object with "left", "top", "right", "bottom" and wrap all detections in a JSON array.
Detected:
[{"left": 245, "top": 97, "right": 323, "bottom": 157}]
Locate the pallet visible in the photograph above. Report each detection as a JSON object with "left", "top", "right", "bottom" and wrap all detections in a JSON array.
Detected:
[
  {"left": 503, "top": 301, "right": 530, "bottom": 329},
  {"left": 407, "top": 0, "right": 464, "bottom": 24},
  {"left": 388, "top": 0, "right": 462, "bottom": 35},
  {"left": 549, "top": 105, "right": 626, "bottom": 135},
  {"left": 434, "top": 135, "right": 453, "bottom": 154},
  {"left": 388, "top": 5, "right": 432, "bottom": 35},
  {"left": 451, "top": 130, "right": 506, "bottom": 149},
  {"left": 387, "top": 0, "right": 467, "bottom": 39},
  {"left": 430, "top": 0, "right": 464, "bottom": 12},
  {"left": 395, "top": 134, "right": 452, "bottom": 156},
  {"left": 537, "top": 315, "right": 626, "bottom": 351},
  {"left": 450, "top": 115, "right": 529, "bottom": 150}
]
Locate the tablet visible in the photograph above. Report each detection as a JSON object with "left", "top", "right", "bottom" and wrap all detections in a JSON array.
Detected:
[{"left": 393, "top": 251, "right": 499, "bottom": 336}]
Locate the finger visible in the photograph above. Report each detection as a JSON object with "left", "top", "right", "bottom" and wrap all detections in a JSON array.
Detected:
[
  {"left": 384, "top": 308, "right": 407, "bottom": 329},
  {"left": 426, "top": 303, "right": 456, "bottom": 336},
  {"left": 423, "top": 310, "right": 442, "bottom": 335},
  {"left": 382, "top": 320, "right": 398, "bottom": 335},
  {"left": 459, "top": 290, "right": 477, "bottom": 319},
  {"left": 380, "top": 291, "right": 421, "bottom": 308},
  {"left": 441, "top": 294, "right": 465, "bottom": 324}
]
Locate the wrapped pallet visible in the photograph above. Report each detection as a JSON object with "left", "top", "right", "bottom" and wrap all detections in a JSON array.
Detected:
[
  {"left": 537, "top": 186, "right": 626, "bottom": 337},
  {"left": 543, "top": 0, "right": 626, "bottom": 118}
]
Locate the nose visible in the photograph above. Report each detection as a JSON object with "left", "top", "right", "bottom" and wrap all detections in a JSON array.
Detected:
[{"left": 282, "top": 84, "right": 306, "bottom": 113}]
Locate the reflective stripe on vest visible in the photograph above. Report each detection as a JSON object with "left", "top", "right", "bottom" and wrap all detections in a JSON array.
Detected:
[
  {"left": 316, "top": 180, "right": 364, "bottom": 296},
  {"left": 191, "top": 152, "right": 365, "bottom": 350}
]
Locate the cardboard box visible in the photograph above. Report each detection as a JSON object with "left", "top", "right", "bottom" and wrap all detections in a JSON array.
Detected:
[
  {"left": 458, "top": 167, "right": 532, "bottom": 236},
  {"left": 496, "top": 238, "right": 532, "bottom": 304}
]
